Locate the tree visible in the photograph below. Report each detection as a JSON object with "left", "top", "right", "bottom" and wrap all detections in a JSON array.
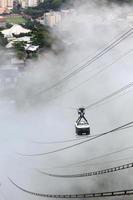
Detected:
[
  {"left": 106, "top": 0, "right": 133, "bottom": 3},
  {"left": 24, "top": 7, "right": 44, "bottom": 19},
  {"left": 13, "top": 41, "right": 26, "bottom": 60},
  {"left": 31, "top": 29, "right": 52, "bottom": 48},
  {"left": 16, "top": 49, "right": 26, "bottom": 59},
  {"left": 51, "top": 0, "right": 62, "bottom": 9},
  {"left": 0, "top": 32, "right": 8, "bottom": 47}
]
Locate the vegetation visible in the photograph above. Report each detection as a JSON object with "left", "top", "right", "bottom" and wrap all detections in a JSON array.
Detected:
[
  {"left": 23, "top": 0, "right": 70, "bottom": 18},
  {"left": 13, "top": 41, "right": 26, "bottom": 60},
  {"left": 23, "top": 8, "right": 44, "bottom": 19},
  {"left": 5, "top": 21, "right": 54, "bottom": 60},
  {"left": 12, "top": 0, "right": 133, "bottom": 19},
  {"left": 31, "top": 22, "right": 53, "bottom": 48},
  {"left": 6, "top": 15, "right": 26, "bottom": 24},
  {"left": 107, "top": 0, "right": 133, "bottom": 3},
  {"left": 36, "top": 0, "right": 67, "bottom": 10},
  {"left": 0, "top": 32, "right": 8, "bottom": 47}
]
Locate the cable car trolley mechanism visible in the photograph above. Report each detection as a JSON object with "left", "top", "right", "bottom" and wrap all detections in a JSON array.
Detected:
[{"left": 75, "top": 107, "right": 90, "bottom": 136}]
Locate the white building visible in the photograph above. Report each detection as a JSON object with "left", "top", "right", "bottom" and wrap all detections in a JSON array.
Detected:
[
  {"left": 6, "top": 36, "right": 31, "bottom": 48},
  {"left": 28, "top": 0, "right": 39, "bottom": 7},
  {"left": 44, "top": 11, "right": 61, "bottom": 27},
  {"left": 19, "top": 0, "right": 40, "bottom": 8},
  {"left": 1, "top": 24, "right": 31, "bottom": 38},
  {"left": 0, "top": 0, "right": 13, "bottom": 9},
  {"left": 43, "top": 9, "right": 75, "bottom": 27}
]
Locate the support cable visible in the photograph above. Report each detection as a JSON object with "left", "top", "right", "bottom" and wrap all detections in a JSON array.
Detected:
[
  {"left": 29, "top": 134, "right": 102, "bottom": 145},
  {"left": 37, "top": 161, "right": 133, "bottom": 178},
  {"left": 60, "top": 145, "right": 133, "bottom": 169},
  {"left": 35, "top": 28, "right": 133, "bottom": 97},
  {"left": 52, "top": 48, "right": 133, "bottom": 103},
  {"left": 16, "top": 121, "right": 133, "bottom": 156},
  {"left": 63, "top": 26, "right": 132, "bottom": 74},
  {"left": 9, "top": 178, "right": 133, "bottom": 199},
  {"left": 85, "top": 80, "right": 133, "bottom": 110}
]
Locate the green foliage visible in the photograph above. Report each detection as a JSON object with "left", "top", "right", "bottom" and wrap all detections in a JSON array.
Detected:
[
  {"left": 0, "top": 32, "right": 8, "bottom": 47},
  {"left": 27, "top": 0, "right": 68, "bottom": 15},
  {"left": 106, "top": 0, "right": 133, "bottom": 3},
  {"left": 24, "top": 7, "right": 44, "bottom": 19},
  {"left": 31, "top": 28, "right": 52, "bottom": 48},
  {"left": 6, "top": 15, "right": 26, "bottom": 24},
  {"left": 5, "top": 23, "right": 12, "bottom": 28},
  {"left": 23, "top": 20, "right": 35, "bottom": 30},
  {"left": 13, "top": 32, "right": 32, "bottom": 38},
  {"left": 23, "top": 20, "right": 53, "bottom": 48},
  {"left": 16, "top": 49, "right": 26, "bottom": 59},
  {"left": 13, "top": 41, "right": 26, "bottom": 60},
  {"left": 0, "top": 11, "right": 57, "bottom": 60},
  {"left": 51, "top": 0, "right": 63, "bottom": 9},
  {"left": 32, "top": 52, "right": 38, "bottom": 59},
  {"left": 11, "top": 8, "right": 21, "bottom": 14},
  {"left": 13, "top": 41, "right": 26, "bottom": 50}
]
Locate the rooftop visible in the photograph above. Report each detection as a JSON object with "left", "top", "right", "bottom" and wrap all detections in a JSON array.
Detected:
[{"left": 1, "top": 24, "right": 31, "bottom": 37}]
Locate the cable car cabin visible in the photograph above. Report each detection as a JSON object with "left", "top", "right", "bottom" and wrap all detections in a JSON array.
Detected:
[{"left": 75, "top": 108, "right": 90, "bottom": 136}]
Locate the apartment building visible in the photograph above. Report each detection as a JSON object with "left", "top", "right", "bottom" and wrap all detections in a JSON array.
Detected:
[
  {"left": 0, "top": 0, "right": 13, "bottom": 7},
  {"left": 43, "top": 9, "right": 75, "bottom": 27},
  {"left": 44, "top": 11, "right": 61, "bottom": 27}
]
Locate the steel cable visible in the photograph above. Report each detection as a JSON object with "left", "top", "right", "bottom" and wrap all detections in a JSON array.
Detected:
[
  {"left": 9, "top": 178, "right": 133, "bottom": 199},
  {"left": 37, "top": 161, "right": 133, "bottom": 178},
  {"left": 35, "top": 28, "right": 133, "bottom": 97},
  {"left": 16, "top": 121, "right": 133, "bottom": 156},
  {"left": 51, "top": 48, "right": 133, "bottom": 103},
  {"left": 29, "top": 134, "right": 102, "bottom": 145},
  {"left": 61, "top": 145, "right": 133, "bottom": 169}
]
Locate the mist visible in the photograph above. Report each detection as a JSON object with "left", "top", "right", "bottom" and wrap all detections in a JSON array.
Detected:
[{"left": 1, "top": 0, "right": 133, "bottom": 199}]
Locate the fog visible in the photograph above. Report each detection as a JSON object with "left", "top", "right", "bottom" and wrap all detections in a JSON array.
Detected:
[{"left": 1, "top": 0, "right": 133, "bottom": 199}]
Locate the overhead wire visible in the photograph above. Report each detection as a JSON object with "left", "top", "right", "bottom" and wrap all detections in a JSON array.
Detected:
[
  {"left": 28, "top": 50, "right": 133, "bottom": 147},
  {"left": 34, "top": 155, "right": 133, "bottom": 171},
  {"left": 55, "top": 50, "right": 133, "bottom": 111},
  {"left": 37, "top": 161, "right": 133, "bottom": 178},
  {"left": 29, "top": 134, "right": 103, "bottom": 145},
  {"left": 92, "top": 85, "right": 133, "bottom": 111},
  {"left": 34, "top": 27, "right": 133, "bottom": 98},
  {"left": 60, "top": 144, "right": 133, "bottom": 169},
  {"left": 38, "top": 125, "right": 133, "bottom": 170},
  {"left": 7, "top": 28, "right": 133, "bottom": 200},
  {"left": 8, "top": 177, "right": 133, "bottom": 199},
  {"left": 63, "top": 26, "right": 132, "bottom": 75},
  {"left": 53, "top": 75, "right": 133, "bottom": 116},
  {"left": 16, "top": 120, "right": 133, "bottom": 156},
  {"left": 63, "top": 155, "right": 133, "bottom": 169},
  {"left": 27, "top": 71, "right": 133, "bottom": 146},
  {"left": 51, "top": 48, "right": 133, "bottom": 104},
  {"left": 85, "top": 79, "right": 133, "bottom": 110}
]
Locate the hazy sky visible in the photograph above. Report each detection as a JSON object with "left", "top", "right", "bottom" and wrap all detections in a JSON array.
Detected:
[{"left": 1, "top": 0, "right": 133, "bottom": 199}]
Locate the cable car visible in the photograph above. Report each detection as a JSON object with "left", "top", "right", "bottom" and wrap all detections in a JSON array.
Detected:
[{"left": 75, "top": 107, "right": 90, "bottom": 136}]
